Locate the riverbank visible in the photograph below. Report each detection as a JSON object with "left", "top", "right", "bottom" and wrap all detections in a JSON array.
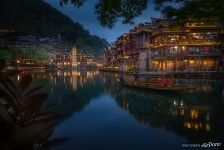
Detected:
[{"left": 100, "top": 69, "right": 224, "bottom": 79}]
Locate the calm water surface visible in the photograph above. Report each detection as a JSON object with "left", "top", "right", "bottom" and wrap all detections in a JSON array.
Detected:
[{"left": 32, "top": 70, "right": 224, "bottom": 150}]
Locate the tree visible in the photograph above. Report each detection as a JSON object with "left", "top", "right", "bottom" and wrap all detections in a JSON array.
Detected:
[
  {"left": 24, "top": 48, "right": 50, "bottom": 64},
  {"left": 155, "top": 0, "right": 224, "bottom": 24},
  {"left": 57, "top": 0, "right": 148, "bottom": 28},
  {"left": 57, "top": 0, "right": 224, "bottom": 27},
  {"left": 0, "top": 49, "right": 12, "bottom": 63}
]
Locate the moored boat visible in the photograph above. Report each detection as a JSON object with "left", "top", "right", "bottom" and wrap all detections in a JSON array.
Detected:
[{"left": 117, "top": 72, "right": 195, "bottom": 92}]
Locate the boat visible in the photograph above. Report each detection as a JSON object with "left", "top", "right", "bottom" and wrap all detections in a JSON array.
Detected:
[{"left": 117, "top": 72, "right": 195, "bottom": 92}]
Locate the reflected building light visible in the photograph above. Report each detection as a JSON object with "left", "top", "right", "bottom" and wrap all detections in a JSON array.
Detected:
[
  {"left": 175, "top": 110, "right": 178, "bottom": 116},
  {"left": 54, "top": 77, "right": 56, "bottom": 85},
  {"left": 64, "top": 72, "right": 67, "bottom": 77},
  {"left": 83, "top": 78, "right": 86, "bottom": 84},
  {"left": 57, "top": 71, "right": 60, "bottom": 76},
  {"left": 187, "top": 122, "right": 191, "bottom": 129},
  {"left": 49, "top": 74, "right": 53, "bottom": 81},
  {"left": 80, "top": 78, "right": 83, "bottom": 87},
  {"left": 206, "top": 113, "right": 210, "bottom": 121},
  {"left": 71, "top": 76, "right": 77, "bottom": 91},
  {"left": 184, "top": 122, "right": 205, "bottom": 130},
  {"left": 173, "top": 100, "right": 177, "bottom": 106},
  {"left": 87, "top": 71, "right": 90, "bottom": 78},
  {"left": 180, "top": 100, "right": 184, "bottom": 106},
  {"left": 72, "top": 71, "right": 78, "bottom": 76},
  {"left": 190, "top": 109, "right": 198, "bottom": 120},
  {"left": 195, "top": 124, "right": 199, "bottom": 130},
  {"left": 180, "top": 109, "right": 185, "bottom": 116},
  {"left": 17, "top": 74, "right": 20, "bottom": 81},
  {"left": 50, "top": 87, "right": 54, "bottom": 93},
  {"left": 205, "top": 123, "right": 211, "bottom": 131}
]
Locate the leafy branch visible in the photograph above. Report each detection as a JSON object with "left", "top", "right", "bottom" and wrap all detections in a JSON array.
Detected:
[{"left": 0, "top": 59, "right": 68, "bottom": 150}]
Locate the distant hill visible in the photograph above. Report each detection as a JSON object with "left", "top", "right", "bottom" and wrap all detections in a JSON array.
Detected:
[{"left": 0, "top": 0, "right": 108, "bottom": 55}]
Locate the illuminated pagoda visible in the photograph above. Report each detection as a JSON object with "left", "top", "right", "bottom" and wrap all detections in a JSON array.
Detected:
[{"left": 71, "top": 47, "right": 78, "bottom": 67}]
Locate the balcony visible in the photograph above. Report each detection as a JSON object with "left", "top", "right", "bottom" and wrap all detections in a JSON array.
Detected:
[
  {"left": 188, "top": 51, "right": 221, "bottom": 57},
  {"left": 151, "top": 41, "right": 221, "bottom": 48}
]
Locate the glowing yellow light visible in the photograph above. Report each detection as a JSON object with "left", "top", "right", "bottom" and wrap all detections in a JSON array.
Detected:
[
  {"left": 195, "top": 124, "right": 199, "bottom": 130},
  {"left": 180, "top": 109, "right": 185, "bottom": 116},
  {"left": 17, "top": 75, "right": 20, "bottom": 81},
  {"left": 190, "top": 109, "right": 198, "bottom": 119},
  {"left": 187, "top": 123, "right": 191, "bottom": 129},
  {"left": 189, "top": 60, "right": 194, "bottom": 64},
  {"left": 205, "top": 123, "right": 211, "bottom": 131}
]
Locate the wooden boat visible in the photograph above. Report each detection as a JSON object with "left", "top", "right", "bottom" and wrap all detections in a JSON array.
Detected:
[
  {"left": 117, "top": 79, "right": 195, "bottom": 92},
  {"left": 118, "top": 71, "right": 196, "bottom": 92}
]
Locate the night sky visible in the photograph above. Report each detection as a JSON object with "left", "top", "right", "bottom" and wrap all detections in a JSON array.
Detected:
[{"left": 46, "top": 0, "right": 160, "bottom": 43}]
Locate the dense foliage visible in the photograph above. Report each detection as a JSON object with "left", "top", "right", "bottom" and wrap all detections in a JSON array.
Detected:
[
  {"left": 58, "top": 0, "right": 224, "bottom": 26},
  {"left": 0, "top": 47, "right": 50, "bottom": 64},
  {"left": 0, "top": 0, "right": 108, "bottom": 55},
  {"left": 24, "top": 48, "right": 50, "bottom": 63},
  {"left": 0, "top": 60, "right": 67, "bottom": 149},
  {"left": 0, "top": 49, "right": 12, "bottom": 63},
  {"left": 155, "top": 0, "right": 224, "bottom": 24}
]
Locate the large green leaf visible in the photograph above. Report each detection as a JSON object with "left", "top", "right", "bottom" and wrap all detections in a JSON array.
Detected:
[
  {"left": 34, "top": 113, "right": 61, "bottom": 124},
  {"left": 1, "top": 121, "right": 58, "bottom": 150},
  {"left": 0, "top": 70, "right": 20, "bottom": 80},
  {"left": 1, "top": 79, "right": 20, "bottom": 104},
  {"left": 0, "top": 89, "right": 17, "bottom": 108},
  {"left": 23, "top": 93, "right": 48, "bottom": 116},
  {"left": 23, "top": 85, "right": 44, "bottom": 98}
]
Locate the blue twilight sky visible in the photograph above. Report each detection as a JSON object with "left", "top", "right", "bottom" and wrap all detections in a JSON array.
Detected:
[{"left": 46, "top": 0, "right": 161, "bottom": 43}]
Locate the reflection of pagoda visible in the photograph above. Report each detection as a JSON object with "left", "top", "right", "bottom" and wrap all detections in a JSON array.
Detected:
[{"left": 71, "top": 47, "right": 77, "bottom": 68}]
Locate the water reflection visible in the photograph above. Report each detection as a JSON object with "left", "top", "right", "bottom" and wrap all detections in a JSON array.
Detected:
[
  {"left": 32, "top": 70, "right": 103, "bottom": 115},
  {"left": 103, "top": 73, "right": 224, "bottom": 143},
  {"left": 34, "top": 70, "right": 99, "bottom": 89},
  {"left": 32, "top": 71, "right": 224, "bottom": 148}
]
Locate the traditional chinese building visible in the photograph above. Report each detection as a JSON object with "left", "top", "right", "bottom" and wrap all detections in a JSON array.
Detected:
[
  {"left": 105, "top": 18, "right": 224, "bottom": 72},
  {"left": 71, "top": 47, "right": 78, "bottom": 67},
  {"left": 53, "top": 47, "right": 104, "bottom": 68},
  {"left": 53, "top": 53, "right": 71, "bottom": 66}
]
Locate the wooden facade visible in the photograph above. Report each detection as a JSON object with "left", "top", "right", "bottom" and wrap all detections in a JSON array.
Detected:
[{"left": 105, "top": 18, "right": 224, "bottom": 72}]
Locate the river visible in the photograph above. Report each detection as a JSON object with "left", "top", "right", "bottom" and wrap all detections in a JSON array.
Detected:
[{"left": 32, "top": 70, "right": 224, "bottom": 150}]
